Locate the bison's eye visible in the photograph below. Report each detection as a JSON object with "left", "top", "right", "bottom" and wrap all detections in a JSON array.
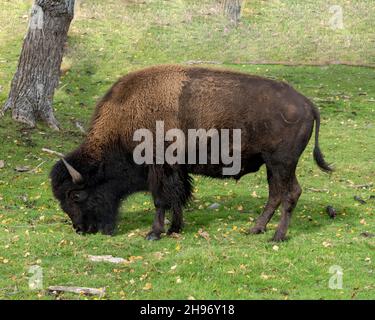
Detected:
[{"left": 69, "top": 190, "right": 88, "bottom": 203}]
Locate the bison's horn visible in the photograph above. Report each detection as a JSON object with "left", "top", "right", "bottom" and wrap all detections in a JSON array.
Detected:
[{"left": 62, "top": 158, "right": 84, "bottom": 184}]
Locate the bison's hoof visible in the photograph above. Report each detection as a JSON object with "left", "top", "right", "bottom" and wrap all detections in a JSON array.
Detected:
[
  {"left": 271, "top": 232, "right": 287, "bottom": 242},
  {"left": 167, "top": 228, "right": 181, "bottom": 235},
  {"left": 249, "top": 226, "right": 266, "bottom": 234},
  {"left": 146, "top": 232, "right": 161, "bottom": 241}
]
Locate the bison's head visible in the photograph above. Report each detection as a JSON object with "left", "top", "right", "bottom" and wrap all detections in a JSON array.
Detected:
[{"left": 50, "top": 155, "right": 123, "bottom": 235}]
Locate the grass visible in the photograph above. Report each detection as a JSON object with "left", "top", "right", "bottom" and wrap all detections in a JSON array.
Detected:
[{"left": 0, "top": 0, "right": 374, "bottom": 300}]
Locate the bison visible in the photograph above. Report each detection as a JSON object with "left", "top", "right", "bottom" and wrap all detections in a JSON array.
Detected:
[{"left": 50, "top": 65, "right": 332, "bottom": 242}]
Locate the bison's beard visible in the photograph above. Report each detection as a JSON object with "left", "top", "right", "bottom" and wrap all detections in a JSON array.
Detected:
[
  {"left": 64, "top": 190, "right": 122, "bottom": 236},
  {"left": 82, "top": 195, "right": 120, "bottom": 235}
]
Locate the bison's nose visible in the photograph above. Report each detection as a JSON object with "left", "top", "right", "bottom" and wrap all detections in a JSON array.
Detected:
[
  {"left": 86, "top": 224, "right": 98, "bottom": 234},
  {"left": 74, "top": 224, "right": 85, "bottom": 234},
  {"left": 99, "top": 224, "right": 115, "bottom": 236}
]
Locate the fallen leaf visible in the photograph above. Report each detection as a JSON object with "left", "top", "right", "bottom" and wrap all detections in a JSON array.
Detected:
[
  {"left": 251, "top": 191, "right": 260, "bottom": 198},
  {"left": 169, "top": 232, "right": 181, "bottom": 239},
  {"left": 197, "top": 228, "right": 210, "bottom": 241},
  {"left": 142, "top": 283, "right": 152, "bottom": 290},
  {"left": 153, "top": 252, "right": 164, "bottom": 260},
  {"left": 322, "top": 241, "right": 332, "bottom": 248},
  {"left": 140, "top": 273, "right": 148, "bottom": 281},
  {"left": 0, "top": 160, "right": 4, "bottom": 169},
  {"left": 128, "top": 256, "right": 143, "bottom": 263}
]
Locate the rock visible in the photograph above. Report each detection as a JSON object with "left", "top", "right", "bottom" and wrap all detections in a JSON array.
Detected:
[
  {"left": 208, "top": 202, "right": 220, "bottom": 209},
  {"left": 360, "top": 232, "right": 375, "bottom": 238},
  {"left": 354, "top": 196, "right": 366, "bottom": 204},
  {"left": 88, "top": 255, "right": 126, "bottom": 264},
  {"left": 48, "top": 286, "right": 105, "bottom": 297},
  {"left": 0, "top": 160, "right": 4, "bottom": 169},
  {"left": 74, "top": 121, "right": 86, "bottom": 134},
  {"left": 326, "top": 205, "right": 337, "bottom": 219},
  {"left": 15, "top": 166, "right": 31, "bottom": 172}
]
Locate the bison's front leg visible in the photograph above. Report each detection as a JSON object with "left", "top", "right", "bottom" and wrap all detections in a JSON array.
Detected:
[
  {"left": 167, "top": 207, "right": 184, "bottom": 235},
  {"left": 147, "top": 164, "right": 192, "bottom": 240},
  {"left": 146, "top": 206, "right": 166, "bottom": 241}
]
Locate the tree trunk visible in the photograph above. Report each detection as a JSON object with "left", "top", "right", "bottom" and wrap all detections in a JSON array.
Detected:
[
  {"left": 1, "top": 0, "right": 75, "bottom": 130},
  {"left": 222, "top": 0, "right": 242, "bottom": 25}
]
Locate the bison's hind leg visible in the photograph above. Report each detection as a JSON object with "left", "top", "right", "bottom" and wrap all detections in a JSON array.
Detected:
[
  {"left": 249, "top": 165, "right": 282, "bottom": 235},
  {"left": 146, "top": 165, "right": 192, "bottom": 240},
  {"left": 250, "top": 114, "right": 310, "bottom": 241},
  {"left": 272, "top": 173, "right": 301, "bottom": 242},
  {"left": 249, "top": 154, "right": 302, "bottom": 242}
]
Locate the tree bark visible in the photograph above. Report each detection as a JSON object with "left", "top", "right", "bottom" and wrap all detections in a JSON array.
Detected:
[
  {"left": 222, "top": 0, "right": 242, "bottom": 25},
  {"left": 1, "top": 0, "right": 75, "bottom": 130}
]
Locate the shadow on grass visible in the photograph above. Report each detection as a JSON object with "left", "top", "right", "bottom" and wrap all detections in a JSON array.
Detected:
[{"left": 115, "top": 194, "right": 340, "bottom": 239}]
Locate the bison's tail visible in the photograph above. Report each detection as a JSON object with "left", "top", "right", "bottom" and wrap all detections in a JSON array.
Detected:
[{"left": 311, "top": 104, "right": 333, "bottom": 173}]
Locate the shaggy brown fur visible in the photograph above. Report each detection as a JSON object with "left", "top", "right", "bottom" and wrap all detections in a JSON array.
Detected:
[
  {"left": 51, "top": 64, "right": 332, "bottom": 242},
  {"left": 84, "top": 65, "right": 188, "bottom": 158}
]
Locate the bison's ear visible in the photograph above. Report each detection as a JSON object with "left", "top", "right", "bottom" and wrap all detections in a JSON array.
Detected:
[{"left": 69, "top": 190, "right": 88, "bottom": 203}]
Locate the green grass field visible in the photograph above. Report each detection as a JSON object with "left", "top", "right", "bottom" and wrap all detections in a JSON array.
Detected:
[{"left": 0, "top": 0, "right": 374, "bottom": 300}]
